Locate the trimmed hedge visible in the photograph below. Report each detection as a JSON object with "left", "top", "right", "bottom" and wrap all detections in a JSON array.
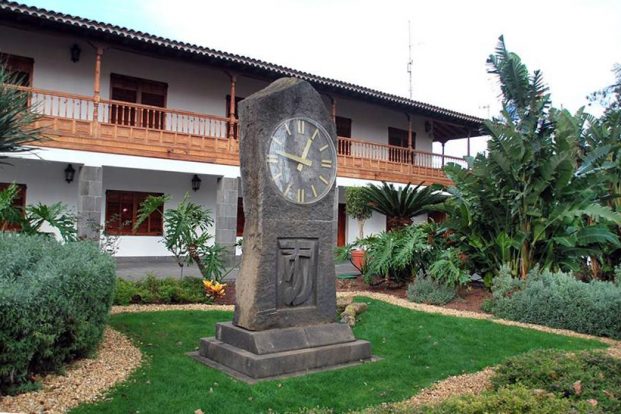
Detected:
[
  {"left": 0, "top": 233, "right": 115, "bottom": 395},
  {"left": 114, "top": 275, "right": 209, "bottom": 305},
  {"left": 489, "top": 266, "right": 621, "bottom": 339}
]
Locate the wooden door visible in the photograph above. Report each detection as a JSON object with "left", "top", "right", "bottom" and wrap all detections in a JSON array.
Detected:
[
  {"left": 388, "top": 127, "right": 413, "bottom": 163},
  {"left": 337, "top": 203, "right": 347, "bottom": 246}
]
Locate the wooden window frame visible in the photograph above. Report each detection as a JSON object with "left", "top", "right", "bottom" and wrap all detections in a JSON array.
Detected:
[
  {"left": 0, "top": 182, "right": 27, "bottom": 231},
  {"left": 236, "top": 197, "right": 244, "bottom": 237},
  {"left": 109, "top": 73, "right": 168, "bottom": 129},
  {"left": 0, "top": 53, "right": 34, "bottom": 86},
  {"left": 105, "top": 190, "right": 164, "bottom": 236}
]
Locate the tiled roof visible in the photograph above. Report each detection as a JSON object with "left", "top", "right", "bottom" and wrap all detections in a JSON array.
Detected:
[{"left": 0, "top": 0, "right": 483, "bottom": 131}]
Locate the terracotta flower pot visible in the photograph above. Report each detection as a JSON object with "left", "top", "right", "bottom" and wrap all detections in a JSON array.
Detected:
[{"left": 350, "top": 249, "right": 366, "bottom": 272}]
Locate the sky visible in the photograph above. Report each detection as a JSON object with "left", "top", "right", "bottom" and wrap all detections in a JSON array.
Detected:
[{"left": 21, "top": 0, "right": 621, "bottom": 157}]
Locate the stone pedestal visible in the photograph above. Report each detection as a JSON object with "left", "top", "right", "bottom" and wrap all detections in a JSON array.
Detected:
[
  {"left": 194, "top": 78, "right": 373, "bottom": 382},
  {"left": 193, "top": 322, "right": 372, "bottom": 382}
]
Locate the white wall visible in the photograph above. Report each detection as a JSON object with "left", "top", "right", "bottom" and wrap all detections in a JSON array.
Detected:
[
  {"left": 333, "top": 95, "right": 435, "bottom": 152},
  {"left": 0, "top": 26, "right": 95, "bottom": 97},
  {"left": 102, "top": 167, "right": 217, "bottom": 257},
  {"left": 0, "top": 158, "right": 79, "bottom": 237}
]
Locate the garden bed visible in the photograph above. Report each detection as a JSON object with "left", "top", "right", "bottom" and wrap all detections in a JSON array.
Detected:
[
  {"left": 336, "top": 276, "right": 491, "bottom": 314},
  {"left": 70, "top": 296, "right": 605, "bottom": 414}
]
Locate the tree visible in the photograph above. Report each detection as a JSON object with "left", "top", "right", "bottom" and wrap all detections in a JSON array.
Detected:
[
  {"left": 344, "top": 186, "right": 372, "bottom": 240},
  {"left": 581, "top": 65, "right": 621, "bottom": 278},
  {"left": 361, "top": 181, "right": 447, "bottom": 230},
  {"left": 0, "top": 64, "right": 44, "bottom": 160},
  {"left": 136, "top": 193, "right": 229, "bottom": 281},
  {"left": 442, "top": 36, "right": 621, "bottom": 279}
]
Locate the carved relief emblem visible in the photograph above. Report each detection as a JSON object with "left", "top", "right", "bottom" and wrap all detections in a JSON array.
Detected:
[{"left": 277, "top": 239, "right": 317, "bottom": 307}]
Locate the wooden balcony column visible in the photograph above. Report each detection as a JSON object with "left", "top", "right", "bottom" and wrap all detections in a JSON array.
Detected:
[
  {"left": 227, "top": 73, "right": 237, "bottom": 139},
  {"left": 466, "top": 128, "right": 471, "bottom": 157},
  {"left": 406, "top": 114, "right": 413, "bottom": 149},
  {"left": 92, "top": 46, "right": 103, "bottom": 134},
  {"left": 330, "top": 96, "right": 336, "bottom": 122}
]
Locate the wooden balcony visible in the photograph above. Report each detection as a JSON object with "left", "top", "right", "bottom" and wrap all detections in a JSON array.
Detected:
[{"left": 19, "top": 86, "right": 466, "bottom": 185}]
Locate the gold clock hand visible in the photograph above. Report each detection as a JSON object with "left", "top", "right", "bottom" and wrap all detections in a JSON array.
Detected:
[
  {"left": 297, "top": 139, "right": 313, "bottom": 171},
  {"left": 274, "top": 150, "right": 313, "bottom": 166}
]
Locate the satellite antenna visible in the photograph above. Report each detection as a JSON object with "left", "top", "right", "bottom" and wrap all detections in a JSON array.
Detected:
[{"left": 407, "top": 20, "right": 413, "bottom": 99}]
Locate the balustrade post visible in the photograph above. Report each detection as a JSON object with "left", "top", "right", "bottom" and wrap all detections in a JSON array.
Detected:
[{"left": 92, "top": 47, "right": 103, "bottom": 135}]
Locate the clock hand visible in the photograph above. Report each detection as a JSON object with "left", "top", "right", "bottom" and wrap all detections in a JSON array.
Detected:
[
  {"left": 274, "top": 150, "right": 312, "bottom": 166},
  {"left": 297, "top": 139, "right": 313, "bottom": 171}
]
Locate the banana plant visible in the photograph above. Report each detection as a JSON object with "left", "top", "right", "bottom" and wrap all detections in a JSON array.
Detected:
[{"left": 441, "top": 36, "right": 621, "bottom": 279}]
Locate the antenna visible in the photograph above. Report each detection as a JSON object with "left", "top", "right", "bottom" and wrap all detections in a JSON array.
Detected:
[{"left": 407, "top": 20, "right": 413, "bottom": 99}]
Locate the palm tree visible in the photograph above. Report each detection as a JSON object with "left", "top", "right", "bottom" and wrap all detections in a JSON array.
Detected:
[
  {"left": 0, "top": 64, "right": 43, "bottom": 159},
  {"left": 362, "top": 181, "right": 447, "bottom": 230}
]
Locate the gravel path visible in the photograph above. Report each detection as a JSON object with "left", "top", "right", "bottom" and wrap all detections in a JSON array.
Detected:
[{"left": 4, "top": 291, "right": 619, "bottom": 413}]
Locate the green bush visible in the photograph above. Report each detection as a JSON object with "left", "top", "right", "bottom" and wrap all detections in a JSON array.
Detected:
[
  {"left": 407, "top": 275, "right": 457, "bottom": 305},
  {"left": 411, "top": 384, "right": 598, "bottom": 414},
  {"left": 113, "top": 275, "right": 209, "bottom": 305},
  {"left": 493, "top": 349, "right": 620, "bottom": 413},
  {"left": 0, "top": 233, "right": 115, "bottom": 395},
  {"left": 488, "top": 266, "right": 621, "bottom": 339}
]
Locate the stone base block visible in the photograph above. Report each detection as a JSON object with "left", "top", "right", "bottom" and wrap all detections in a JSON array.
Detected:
[{"left": 193, "top": 322, "right": 374, "bottom": 382}]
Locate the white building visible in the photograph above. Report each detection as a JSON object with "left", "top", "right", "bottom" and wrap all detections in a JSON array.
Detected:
[{"left": 0, "top": 1, "right": 482, "bottom": 260}]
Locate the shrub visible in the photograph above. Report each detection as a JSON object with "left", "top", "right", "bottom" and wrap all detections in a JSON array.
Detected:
[
  {"left": 113, "top": 275, "right": 210, "bottom": 305},
  {"left": 411, "top": 384, "right": 598, "bottom": 414},
  {"left": 488, "top": 267, "right": 621, "bottom": 339},
  {"left": 0, "top": 233, "right": 115, "bottom": 395},
  {"left": 492, "top": 349, "right": 620, "bottom": 413},
  {"left": 407, "top": 275, "right": 457, "bottom": 305}
]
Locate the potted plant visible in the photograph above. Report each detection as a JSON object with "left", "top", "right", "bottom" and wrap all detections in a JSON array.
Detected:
[{"left": 345, "top": 186, "right": 372, "bottom": 270}]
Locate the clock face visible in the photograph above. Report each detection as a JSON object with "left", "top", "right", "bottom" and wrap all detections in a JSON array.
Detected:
[{"left": 266, "top": 117, "right": 337, "bottom": 204}]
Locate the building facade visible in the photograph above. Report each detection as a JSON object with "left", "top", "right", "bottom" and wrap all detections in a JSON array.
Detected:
[{"left": 0, "top": 1, "right": 482, "bottom": 259}]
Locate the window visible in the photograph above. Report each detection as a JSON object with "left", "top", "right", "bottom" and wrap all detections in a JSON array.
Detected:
[
  {"left": 0, "top": 183, "right": 26, "bottom": 231},
  {"left": 105, "top": 190, "right": 163, "bottom": 236},
  {"left": 0, "top": 53, "right": 33, "bottom": 86},
  {"left": 335, "top": 116, "right": 352, "bottom": 155},
  {"left": 226, "top": 95, "right": 244, "bottom": 139},
  {"left": 109, "top": 74, "right": 167, "bottom": 129},
  {"left": 388, "top": 127, "right": 415, "bottom": 163},
  {"left": 236, "top": 197, "right": 245, "bottom": 237}
]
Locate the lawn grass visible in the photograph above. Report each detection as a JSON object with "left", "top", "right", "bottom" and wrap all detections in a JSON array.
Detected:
[{"left": 71, "top": 298, "right": 606, "bottom": 414}]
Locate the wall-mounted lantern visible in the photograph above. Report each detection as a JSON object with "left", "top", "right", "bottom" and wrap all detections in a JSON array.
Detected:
[
  {"left": 70, "top": 44, "right": 81, "bottom": 63},
  {"left": 191, "top": 174, "right": 202, "bottom": 192},
  {"left": 64, "top": 164, "right": 75, "bottom": 183}
]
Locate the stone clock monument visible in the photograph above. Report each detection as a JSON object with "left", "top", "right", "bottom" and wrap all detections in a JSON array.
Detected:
[{"left": 194, "top": 78, "right": 372, "bottom": 382}]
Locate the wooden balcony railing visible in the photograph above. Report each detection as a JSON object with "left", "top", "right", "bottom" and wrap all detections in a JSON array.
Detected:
[{"left": 11, "top": 85, "right": 463, "bottom": 185}]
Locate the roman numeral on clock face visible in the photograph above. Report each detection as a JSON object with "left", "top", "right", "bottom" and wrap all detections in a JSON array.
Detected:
[{"left": 297, "top": 120, "right": 305, "bottom": 134}]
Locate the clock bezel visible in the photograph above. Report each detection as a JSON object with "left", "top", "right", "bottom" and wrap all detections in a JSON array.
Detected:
[{"left": 265, "top": 116, "right": 337, "bottom": 205}]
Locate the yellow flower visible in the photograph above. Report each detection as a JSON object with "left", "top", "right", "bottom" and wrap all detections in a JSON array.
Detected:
[{"left": 203, "top": 279, "right": 227, "bottom": 297}]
